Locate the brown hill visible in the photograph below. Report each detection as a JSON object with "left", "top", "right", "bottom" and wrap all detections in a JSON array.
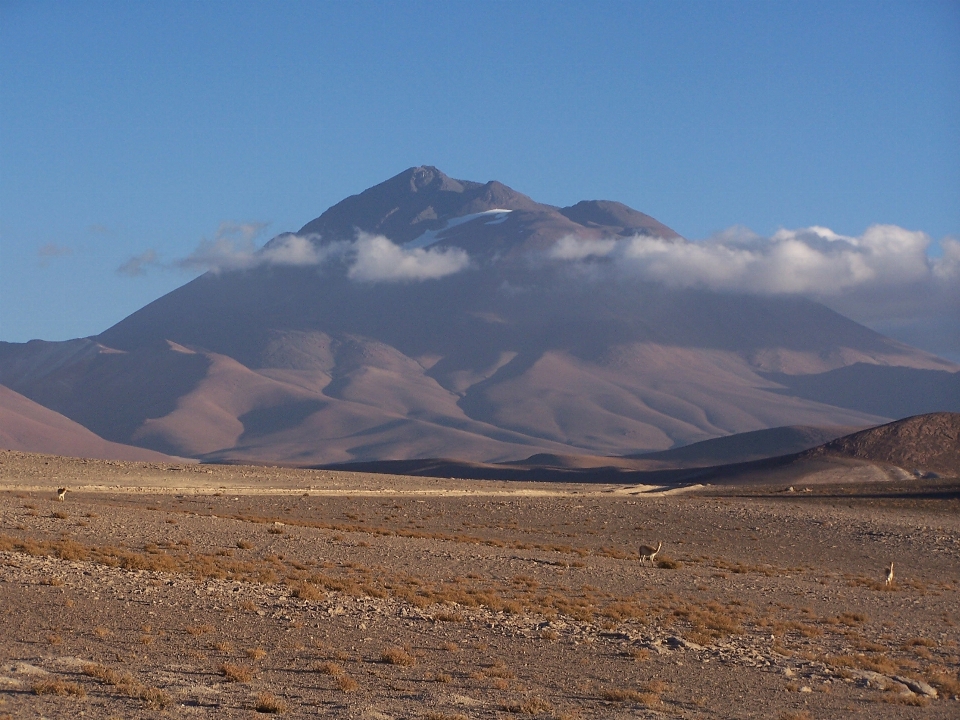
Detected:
[
  {"left": 0, "top": 383, "right": 181, "bottom": 462},
  {"left": 326, "top": 414, "right": 960, "bottom": 486},
  {"left": 805, "top": 412, "right": 960, "bottom": 475}
]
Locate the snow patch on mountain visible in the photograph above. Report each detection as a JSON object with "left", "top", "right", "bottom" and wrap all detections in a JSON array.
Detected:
[{"left": 404, "top": 210, "right": 513, "bottom": 250}]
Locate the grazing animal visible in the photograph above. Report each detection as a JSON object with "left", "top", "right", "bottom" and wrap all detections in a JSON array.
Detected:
[
  {"left": 56, "top": 488, "right": 67, "bottom": 502},
  {"left": 639, "top": 541, "right": 662, "bottom": 566},
  {"left": 885, "top": 562, "right": 894, "bottom": 586}
]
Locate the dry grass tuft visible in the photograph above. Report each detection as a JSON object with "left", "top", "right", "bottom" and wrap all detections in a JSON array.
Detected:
[
  {"left": 501, "top": 696, "right": 554, "bottom": 714},
  {"left": 880, "top": 690, "right": 930, "bottom": 706},
  {"left": 316, "top": 661, "right": 344, "bottom": 675},
  {"left": 245, "top": 647, "right": 268, "bottom": 661},
  {"left": 254, "top": 692, "right": 288, "bottom": 713},
  {"left": 81, "top": 662, "right": 137, "bottom": 690},
  {"left": 220, "top": 662, "right": 254, "bottom": 683},
  {"left": 186, "top": 623, "right": 214, "bottom": 636},
  {"left": 290, "top": 582, "right": 324, "bottom": 601},
  {"left": 381, "top": 646, "right": 416, "bottom": 666},
  {"left": 335, "top": 674, "right": 359, "bottom": 692},
  {"left": 139, "top": 686, "right": 172, "bottom": 709},
  {"left": 928, "top": 668, "right": 960, "bottom": 695},
  {"left": 600, "top": 687, "right": 661, "bottom": 705},
  {"left": 31, "top": 678, "right": 86, "bottom": 697}
]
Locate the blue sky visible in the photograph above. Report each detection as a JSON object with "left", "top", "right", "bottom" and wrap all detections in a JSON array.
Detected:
[{"left": 1, "top": 1, "right": 958, "bottom": 358}]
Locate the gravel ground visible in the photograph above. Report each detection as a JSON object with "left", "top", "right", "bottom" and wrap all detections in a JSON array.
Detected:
[{"left": 1, "top": 451, "right": 958, "bottom": 719}]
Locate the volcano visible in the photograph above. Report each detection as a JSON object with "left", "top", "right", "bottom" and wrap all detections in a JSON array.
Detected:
[{"left": 2, "top": 166, "right": 957, "bottom": 464}]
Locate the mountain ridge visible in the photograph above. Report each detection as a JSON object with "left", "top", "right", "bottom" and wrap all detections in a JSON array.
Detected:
[{"left": 1, "top": 166, "right": 958, "bottom": 465}]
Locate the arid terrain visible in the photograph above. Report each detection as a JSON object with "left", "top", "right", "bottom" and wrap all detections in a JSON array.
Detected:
[{"left": 1, "top": 450, "right": 958, "bottom": 719}]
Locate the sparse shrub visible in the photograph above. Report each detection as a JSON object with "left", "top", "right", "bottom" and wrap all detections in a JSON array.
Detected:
[
  {"left": 881, "top": 690, "right": 929, "bottom": 707},
  {"left": 254, "top": 692, "right": 287, "bottom": 713},
  {"left": 501, "top": 696, "right": 553, "bottom": 714},
  {"left": 139, "top": 686, "right": 171, "bottom": 709},
  {"left": 31, "top": 678, "right": 86, "bottom": 697},
  {"left": 315, "top": 661, "right": 343, "bottom": 676},
  {"left": 186, "top": 623, "right": 214, "bottom": 636},
  {"left": 220, "top": 663, "right": 254, "bottom": 682},
  {"left": 381, "top": 647, "right": 416, "bottom": 666},
  {"left": 335, "top": 674, "right": 359, "bottom": 692},
  {"left": 600, "top": 687, "right": 659, "bottom": 704},
  {"left": 290, "top": 582, "right": 323, "bottom": 601},
  {"left": 245, "top": 647, "right": 267, "bottom": 661},
  {"left": 237, "top": 540, "right": 255, "bottom": 549},
  {"left": 81, "top": 663, "right": 137, "bottom": 690}
]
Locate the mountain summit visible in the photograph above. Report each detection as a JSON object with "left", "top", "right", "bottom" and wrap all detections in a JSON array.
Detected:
[
  {"left": 1, "top": 167, "right": 957, "bottom": 464},
  {"left": 292, "top": 166, "right": 680, "bottom": 255}
]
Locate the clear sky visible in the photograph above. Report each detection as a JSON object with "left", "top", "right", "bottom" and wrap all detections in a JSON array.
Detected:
[{"left": 2, "top": 1, "right": 958, "bottom": 359}]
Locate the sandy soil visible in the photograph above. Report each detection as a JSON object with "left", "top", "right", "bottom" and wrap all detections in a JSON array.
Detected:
[{"left": 1, "top": 451, "right": 958, "bottom": 719}]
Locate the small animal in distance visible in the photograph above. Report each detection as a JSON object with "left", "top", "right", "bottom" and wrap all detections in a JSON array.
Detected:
[{"left": 639, "top": 541, "right": 662, "bottom": 566}]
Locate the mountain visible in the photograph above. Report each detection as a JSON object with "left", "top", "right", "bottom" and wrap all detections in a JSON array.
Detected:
[
  {"left": 2, "top": 166, "right": 958, "bottom": 465},
  {"left": 625, "top": 424, "right": 863, "bottom": 467},
  {"left": 0, "top": 383, "right": 181, "bottom": 462},
  {"left": 804, "top": 412, "right": 960, "bottom": 476},
  {"left": 324, "top": 413, "right": 959, "bottom": 485}
]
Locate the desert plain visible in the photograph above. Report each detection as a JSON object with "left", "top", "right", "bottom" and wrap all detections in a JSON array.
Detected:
[{"left": 0, "top": 451, "right": 958, "bottom": 719}]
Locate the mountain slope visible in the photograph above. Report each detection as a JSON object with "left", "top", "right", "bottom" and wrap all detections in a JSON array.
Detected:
[
  {"left": 2, "top": 166, "right": 958, "bottom": 464},
  {"left": 0, "top": 384, "right": 180, "bottom": 462}
]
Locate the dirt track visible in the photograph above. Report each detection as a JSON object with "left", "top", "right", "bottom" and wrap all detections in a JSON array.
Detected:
[{"left": 1, "top": 451, "right": 959, "bottom": 718}]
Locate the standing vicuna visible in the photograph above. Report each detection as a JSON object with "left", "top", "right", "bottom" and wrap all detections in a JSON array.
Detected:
[
  {"left": 638, "top": 541, "right": 662, "bottom": 567},
  {"left": 885, "top": 562, "right": 894, "bottom": 586},
  {"left": 56, "top": 487, "right": 67, "bottom": 502}
]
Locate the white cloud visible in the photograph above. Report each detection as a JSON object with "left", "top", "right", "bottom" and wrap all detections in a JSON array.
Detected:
[
  {"left": 149, "top": 222, "right": 471, "bottom": 282},
  {"left": 348, "top": 233, "right": 471, "bottom": 282},
  {"left": 37, "top": 242, "right": 72, "bottom": 264},
  {"left": 549, "top": 224, "right": 947, "bottom": 296},
  {"left": 933, "top": 237, "right": 960, "bottom": 281},
  {"left": 549, "top": 224, "right": 960, "bottom": 362},
  {"left": 117, "top": 249, "right": 159, "bottom": 277},
  {"left": 174, "top": 221, "right": 270, "bottom": 273},
  {"left": 547, "top": 236, "right": 617, "bottom": 260}
]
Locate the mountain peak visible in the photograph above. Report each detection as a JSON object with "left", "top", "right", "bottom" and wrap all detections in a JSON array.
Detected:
[
  {"left": 403, "top": 166, "right": 465, "bottom": 193},
  {"left": 297, "top": 167, "right": 547, "bottom": 245}
]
